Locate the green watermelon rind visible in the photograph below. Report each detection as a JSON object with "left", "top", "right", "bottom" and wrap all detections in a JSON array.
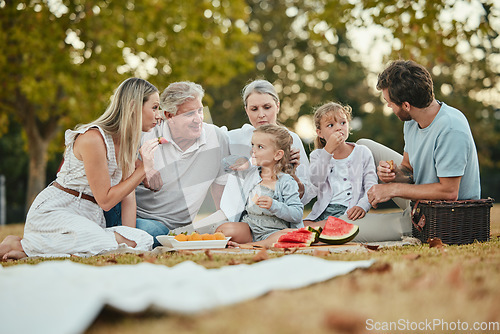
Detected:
[
  {"left": 318, "top": 225, "right": 359, "bottom": 245},
  {"left": 306, "top": 226, "right": 322, "bottom": 243}
]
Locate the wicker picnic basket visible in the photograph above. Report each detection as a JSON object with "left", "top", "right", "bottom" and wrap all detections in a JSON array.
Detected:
[{"left": 411, "top": 198, "right": 494, "bottom": 245}]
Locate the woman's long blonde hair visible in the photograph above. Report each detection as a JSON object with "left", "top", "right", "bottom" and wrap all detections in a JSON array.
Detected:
[
  {"left": 313, "top": 101, "right": 352, "bottom": 149},
  {"left": 77, "top": 77, "right": 158, "bottom": 178},
  {"left": 254, "top": 124, "right": 294, "bottom": 175}
]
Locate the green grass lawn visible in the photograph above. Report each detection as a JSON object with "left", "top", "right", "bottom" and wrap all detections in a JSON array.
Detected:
[{"left": 1, "top": 206, "right": 499, "bottom": 334}]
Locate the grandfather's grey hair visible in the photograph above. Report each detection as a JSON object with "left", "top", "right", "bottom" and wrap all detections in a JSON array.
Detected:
[
  {"left": 160, "top": 81, "right": 204, "bottom": 115},
  {"left": 241, "top": 79, "right": 279, "bottom": 107}
]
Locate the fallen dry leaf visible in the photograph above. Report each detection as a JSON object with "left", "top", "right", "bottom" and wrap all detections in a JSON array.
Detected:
[
  {"left": 363, "top": 244, "right": 380, "bottom": 251},
  {"left": 106, "top": 254, "right": 118, "bottom": 264},
  {"left": 204, "top": 249, "right": 213, "bottom": 261},
  {"left": 428, "top": 238, "right": 444, "bottom": 248},
  {"left": 324, "top": 309, "right": 367, "bottom": 334},
  {"left": 252, "top": 249, "right": 269, "bottom": 262}
]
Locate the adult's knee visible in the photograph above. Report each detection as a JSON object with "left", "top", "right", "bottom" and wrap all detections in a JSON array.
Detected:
[
  {"left": 136, "top": 219, "right": 169, "bottom": 237},
  {"left": 356, "top": 138, "right": 376, "bottom": 146},
  {"left": 136, "top": 219, "right": 169, "bottom": 249}
]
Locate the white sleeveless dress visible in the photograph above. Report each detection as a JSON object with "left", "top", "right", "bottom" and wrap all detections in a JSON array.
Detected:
[{"left": 21, "top": 125, "right": 153, "bottom": 257}]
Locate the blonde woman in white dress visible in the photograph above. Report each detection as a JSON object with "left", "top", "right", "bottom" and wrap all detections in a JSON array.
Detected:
[{"left": 0, "top": 77, "right": 161, "bottom": 260}]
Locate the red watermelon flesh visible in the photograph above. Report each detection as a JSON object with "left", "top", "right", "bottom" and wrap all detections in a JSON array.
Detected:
[
  {"left": 318, "top": 216, "right": 359, "bottom": 245},
  {"left": 272, "top": 242, "right": 309, "bottom": 248},
  {"left": 277, "top": 228, "right": 316, "bottom": 245}
]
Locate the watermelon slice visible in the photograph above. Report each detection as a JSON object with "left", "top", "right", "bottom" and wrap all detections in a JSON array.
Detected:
[
  {"left": 318, "top": 216, "right": 359, "bottom": 245},
  {"left": 158, "top": 136, "right": 168, "bottom": 144},
  {"left": 272, "top": 242, "right": 309, "bottom": 248},
  {"left": 306, "top": 226, "right": 322, "bottom": 243},
  {"left": 277, "top": 228, "right": 316, "bottom": 246}
]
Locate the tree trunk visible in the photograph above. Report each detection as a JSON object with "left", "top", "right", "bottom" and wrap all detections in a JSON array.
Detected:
[
  {"left": 18, "top": 85, "right": 62, "bottom": 215},
  {"left": 25, "top": 137, "right": 51, "bottom": 213}
]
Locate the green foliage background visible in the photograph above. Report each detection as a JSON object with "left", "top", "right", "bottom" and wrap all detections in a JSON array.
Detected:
[{"left": 0, "top": 0, "right": 498, "bottom": 223}]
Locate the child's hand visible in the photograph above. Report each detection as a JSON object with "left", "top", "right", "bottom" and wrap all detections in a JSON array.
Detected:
[
  {"left": 324, "top": 131, "right": 345, "bottom": 154},
  {"left": 346, "top": 206, "right": 366, "bottom": 220},
  {"left": 256, "top": 195, "right": 273, "bottom": 209}
]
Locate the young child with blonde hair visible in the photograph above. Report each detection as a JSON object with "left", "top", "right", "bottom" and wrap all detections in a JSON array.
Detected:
[
  {"left": 217, "top": 124, "right": 304, "bottom": 245},
  {"left": 304, "top": 102, "right": 377, "bottom": 227}
]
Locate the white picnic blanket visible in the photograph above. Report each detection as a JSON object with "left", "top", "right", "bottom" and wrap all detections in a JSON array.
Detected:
[{"left": 0, "top": 255, "right": 374, "bottom": 334}]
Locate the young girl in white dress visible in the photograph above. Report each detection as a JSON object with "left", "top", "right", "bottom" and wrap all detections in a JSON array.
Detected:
[
  {"left": 217, "top": 124, "right": 304, "bottom": 246},
  {"left": 0, "top": 78, "right": 161, "bottom": 260},
  {"left": 303, "top": 102, "right": 378, "bottom": 227}
]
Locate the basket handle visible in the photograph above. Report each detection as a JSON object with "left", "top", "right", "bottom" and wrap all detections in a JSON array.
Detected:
[{"left": 411, "top": 200, "right": 426, "bottom": 232}]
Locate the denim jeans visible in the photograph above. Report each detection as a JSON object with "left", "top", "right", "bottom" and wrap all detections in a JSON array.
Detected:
[
  {"left": 315, "top": 203, "right": 348, "bottom": 222},
  {"left": 104, "top": 203, "right": 123, "bottom": 227},
  {"left": 104, "top": 203, "right": 170, "bottom": 248}
]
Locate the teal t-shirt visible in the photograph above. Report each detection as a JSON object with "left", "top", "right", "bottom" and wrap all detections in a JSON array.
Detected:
[{"left": 403, "top": 101, "right": 481, "bottom": 200}]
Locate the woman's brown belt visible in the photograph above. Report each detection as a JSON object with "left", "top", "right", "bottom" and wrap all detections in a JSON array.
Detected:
[{"left": 52, "top": 182, "right": 97, "bottom": 204}]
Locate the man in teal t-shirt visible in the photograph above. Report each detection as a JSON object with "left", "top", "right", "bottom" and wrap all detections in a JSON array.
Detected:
[
  {"left": 403, "top": 101, "right": 480, "bottom": 200},
  {"left": 367, "top": 60, "right": 480, "bottom": 207}
]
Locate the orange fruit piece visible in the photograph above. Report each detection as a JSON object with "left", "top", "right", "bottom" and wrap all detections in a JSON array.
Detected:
[
  {"left": 214, "top": 232, "right": 226, "bottom": 240},
  {"left": 174, "top": 234, "right": 188, "bottom": 242},
  {"left": 202, "top": 233, "right": 216, "bottom": 240},
  {"left": 190, "top": 232, "right": 202, "bottom": 241}
]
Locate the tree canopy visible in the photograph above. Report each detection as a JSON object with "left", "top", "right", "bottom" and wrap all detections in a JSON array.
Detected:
[{"left": 0, "top": 0, "right": 257, "bottom": 209}]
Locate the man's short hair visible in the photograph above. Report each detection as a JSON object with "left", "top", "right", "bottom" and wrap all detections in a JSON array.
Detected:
[
  {"left": 376, "top": 60, "right": 434, "bottom": 108},
  {"left": 160, "top": 81, "right": 204, "bottom": 115}
]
